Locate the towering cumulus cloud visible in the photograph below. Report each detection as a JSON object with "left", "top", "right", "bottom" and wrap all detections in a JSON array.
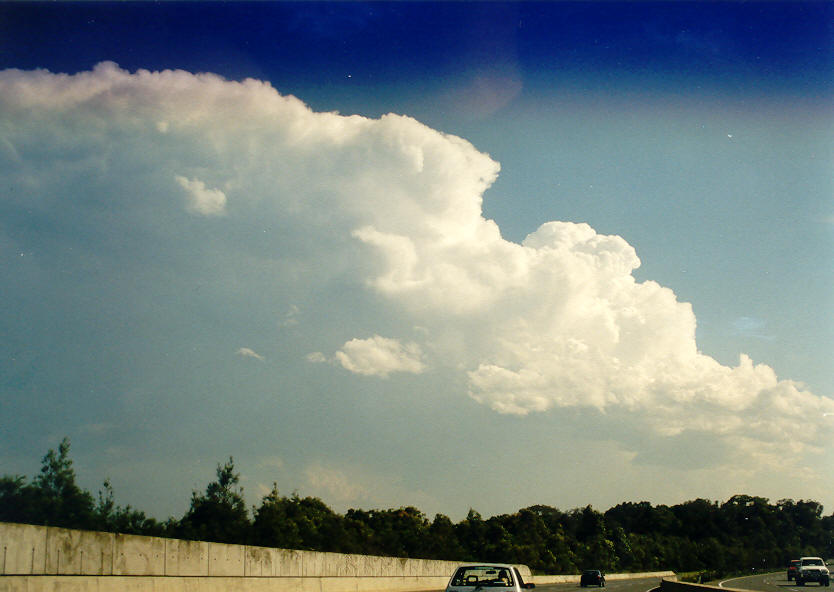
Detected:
[{"left": 1, "top": 63, "right": 831, "bottom": 474}]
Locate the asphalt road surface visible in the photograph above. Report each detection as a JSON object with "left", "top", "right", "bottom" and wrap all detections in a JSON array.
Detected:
[
  {"left": 535, "top": 577, "right": 664, "bottom": 592},
  {"left": 717, "top": 572, "right": 829, "bottom": 592}
]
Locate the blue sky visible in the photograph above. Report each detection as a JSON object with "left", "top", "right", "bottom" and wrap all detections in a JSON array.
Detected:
[{"left": 1, "top": 2, "right": 832, "bottom": 521}]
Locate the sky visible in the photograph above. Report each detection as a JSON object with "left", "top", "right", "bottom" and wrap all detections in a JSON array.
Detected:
[{"left": 1, "top": 2, "right": 833, "bottom": 523}]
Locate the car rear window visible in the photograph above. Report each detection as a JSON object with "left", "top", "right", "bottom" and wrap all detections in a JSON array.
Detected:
[{"left": 452, "top": 566, "right": 515, "bottom": 587}]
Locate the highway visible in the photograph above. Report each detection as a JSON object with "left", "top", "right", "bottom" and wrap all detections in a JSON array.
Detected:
[
  {"left": 535, "top": 577, "right": 664, "bottom": 592},
  {"left": 717, "top": 572, "right": 829, "bottom": 592}
]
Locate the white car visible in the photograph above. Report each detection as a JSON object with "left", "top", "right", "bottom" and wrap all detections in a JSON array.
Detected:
[
  {"left": 445, "top": 563, "right": 536, "bottom": 592},
  {"left": 795, "top": 556, "right": 830, "bottom": 587}
]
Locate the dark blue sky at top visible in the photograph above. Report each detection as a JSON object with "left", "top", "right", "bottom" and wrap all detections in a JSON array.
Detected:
[{"left": 2, "top": 2, "right": 832, "bottom": 117}]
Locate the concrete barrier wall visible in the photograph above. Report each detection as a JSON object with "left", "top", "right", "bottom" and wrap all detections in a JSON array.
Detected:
[
  {"left": 0, "top": 522, "right": 475, "bottom": 580},
  {"left": 0, "top": 523, "right": 47, "bottom": 575},
  {"left": 166, "top": 537, "right": 209, "bottom": 576},
  {"left": 2, "top": 521, "right": 674, "bottom": 592},
  {"left": 661, "top": 577, "right": 744, "bottom": 592},
  {"left": 0, "top": 574, "right": 454, "bottom": 592},
  {"left": 114, "top": 532, "right": 166, "bottom": 575},
  {"left": 533, "top": 571, "right": 676, "bottom": 585}
]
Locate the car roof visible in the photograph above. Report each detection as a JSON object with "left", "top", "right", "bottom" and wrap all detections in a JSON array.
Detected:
[{"left": 456, "top": 563, "right": 517, "bottom": 569}]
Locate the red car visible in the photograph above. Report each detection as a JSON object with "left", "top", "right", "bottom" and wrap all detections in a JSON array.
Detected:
[{"left": 789, "top": 560, "right": 801, "bottom": 581}]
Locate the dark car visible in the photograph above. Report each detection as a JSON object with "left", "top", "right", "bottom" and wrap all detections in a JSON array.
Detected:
[
  {"left": 789, "top": 560, "right": 801, "bottom": 581},
  {"left": 580, "top": 570, "right": 605, "bottom": 587}
]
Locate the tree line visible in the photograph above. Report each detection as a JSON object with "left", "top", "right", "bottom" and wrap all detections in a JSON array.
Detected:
[{"left": 2, "top": 438, "right": 832, "bottom": 578}]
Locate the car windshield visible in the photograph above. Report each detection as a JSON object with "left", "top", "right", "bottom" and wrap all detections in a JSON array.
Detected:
[
  {"left": 804, "top": 559, "right": 824, "bottom": 566},
  {"left": 452, "top": 566, "right": 515, "bottom": 587}
]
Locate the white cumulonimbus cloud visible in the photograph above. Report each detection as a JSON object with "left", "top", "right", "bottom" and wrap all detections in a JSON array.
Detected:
[{"left": 1, "top": 63, "right": 831, "bottom": 473}]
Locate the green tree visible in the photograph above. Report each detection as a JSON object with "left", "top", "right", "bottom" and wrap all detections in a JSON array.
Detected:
[
  {"left": 344, "top": 506, "right": 431, "bottom": 557},
  {"left": 178, "top": 457, "right": 250, "bottom": 543},
  {"left": 671, "top": 498, "right": 721, "bottom": 541},
  {"left": 253, "top": 484, "right": 348, "bottom": 552},
  {"left": 287, "top": 493, "right": 342, "bottom": 550},
  {"left": 0, "top": 474, "right": 36, "bottom": 524},
  {"left": 251, "top": 483, "right": 301, "bottom": 549},
  {"left": 31, "top": 437, "right": 95, "bottom": 528},
  {"left": 456, "top": 509, "right": 488, "bottom": 560},
  {"left": 95, "top": 478, "right": 163, "bottom": 535},
  {"left": 427, "top": 513, "right": 466, "bottom": 559}
]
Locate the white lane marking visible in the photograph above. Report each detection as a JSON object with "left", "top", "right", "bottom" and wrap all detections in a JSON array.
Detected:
[
  {"left": 718, "top": 572, "right": 782, "bottom": 588},
  {"left": 719, "top": 576, "right": 744, "bottom": 587}
]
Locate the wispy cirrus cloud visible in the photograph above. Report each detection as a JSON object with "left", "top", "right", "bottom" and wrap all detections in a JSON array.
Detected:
[
  {"left": 731, "top": 316, "right": 775, "bottom": 340},
  {"left": 236, "top": 347, "right": 264, "bottom": 361},
  {"left": 304, "top": 463, "right": 369, "bottom": 503}
]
